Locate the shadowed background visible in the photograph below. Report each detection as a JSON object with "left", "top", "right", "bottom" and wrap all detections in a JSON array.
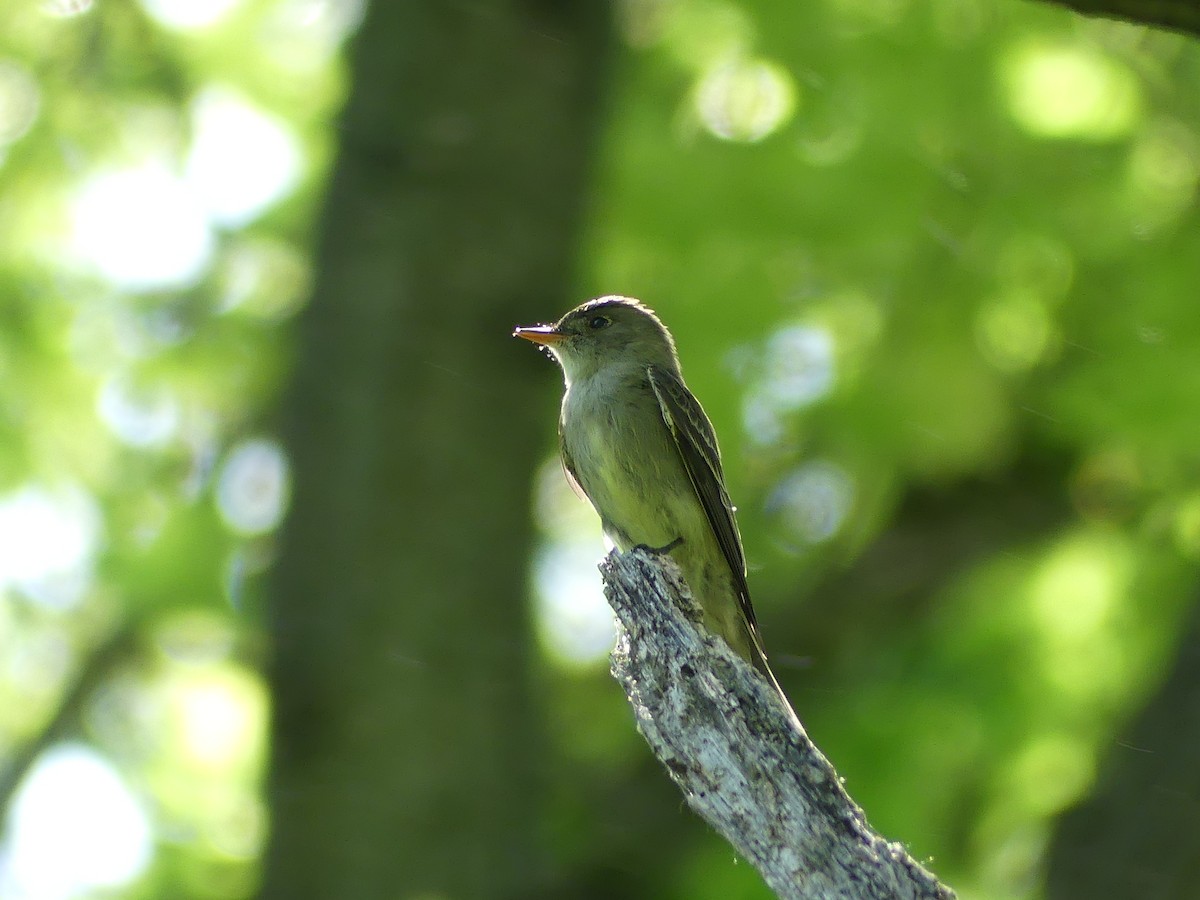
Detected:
[{"left": 0, "top": 0, "right": 1198, "bottom": 898}]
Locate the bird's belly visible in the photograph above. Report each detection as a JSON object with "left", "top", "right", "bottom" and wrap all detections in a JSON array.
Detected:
[
  {"left": 567, "top": 416, "right": 747, "bottom": 657},
  {"left": 567, "top": 416, "right": 681, "bottom": 546},
  {"left": 598, "top": 477, "right": 698, "bottom": 552},
  {"left": 582, "top": 447, "right": 746, "bottom": 652}
]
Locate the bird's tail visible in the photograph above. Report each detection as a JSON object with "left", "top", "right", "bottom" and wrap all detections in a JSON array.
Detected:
[{"left": 745, "top": 625, "right": 802, "bottom": 731}]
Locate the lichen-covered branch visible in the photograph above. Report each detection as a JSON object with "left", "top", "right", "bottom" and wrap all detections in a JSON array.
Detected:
[{"left": 600, "top": 549, "right": 956, "bottom": 900}]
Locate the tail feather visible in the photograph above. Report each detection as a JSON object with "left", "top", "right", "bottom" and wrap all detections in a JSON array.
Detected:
[{"left": 744, "top": 625, "right": 802, "bottom": 730}]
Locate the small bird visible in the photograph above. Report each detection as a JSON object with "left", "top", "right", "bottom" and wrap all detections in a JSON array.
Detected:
[{"left": 515, "top": 295, "right": 795, "bottom": 719}]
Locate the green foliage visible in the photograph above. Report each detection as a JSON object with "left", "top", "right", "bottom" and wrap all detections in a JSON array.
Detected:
[
  {"left": 2, "top": 0, "right": 1198, "bottom": 897},
  {"left": 0, "top": 1, "right": 341, "bottom": 896}
]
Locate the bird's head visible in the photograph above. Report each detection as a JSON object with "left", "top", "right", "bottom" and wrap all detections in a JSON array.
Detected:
[{"left": 514, "top": 296, "right": 680, "bottom": 384}]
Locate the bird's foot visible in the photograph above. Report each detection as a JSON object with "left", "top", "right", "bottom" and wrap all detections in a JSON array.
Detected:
[{"left": 632, "top": 537, "right": 683, "bottom": 556}]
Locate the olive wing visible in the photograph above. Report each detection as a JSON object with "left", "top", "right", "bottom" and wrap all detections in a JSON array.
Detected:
[{"left": 647, "top": 365, "right": 756, "bottom": 630}]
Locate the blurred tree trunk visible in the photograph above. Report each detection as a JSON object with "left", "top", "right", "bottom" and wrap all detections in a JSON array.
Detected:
[
  {"left": 262, "top": 4, "right": 612, "bottom": 898},
  {"left": 1044, "top": 598, "right": 1200, "bottom": 900}
]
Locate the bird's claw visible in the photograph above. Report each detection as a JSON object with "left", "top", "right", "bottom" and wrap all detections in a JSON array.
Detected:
[{"left": 632, "top": 537, "right": 684, "bottom": 556}]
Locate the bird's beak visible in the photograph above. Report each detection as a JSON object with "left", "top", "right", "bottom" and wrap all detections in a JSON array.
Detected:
[{"left": 513, "top": 325, "right": 567, "bottom": 345}]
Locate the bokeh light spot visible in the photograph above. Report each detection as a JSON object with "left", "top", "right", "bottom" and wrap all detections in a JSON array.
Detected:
[
  {"left": 139, "top": 0, "right": 241, "bottom": 30},
  {"left": 742, "top": 325, "right": 834, "bottom": 445},
  {"left": 1172, "top": 493, "right": 1200, "bottom": 558},
  {"left": 766, "top": 461, "right": 855, "bottom": 547},
  {"left": 0, "top": 485, "right": 100, "bottom": 608},
  {"left": 70, "top": 166, "right": 214, "bottom": 290},
  {"left": 1126, "top": 118, "right": 1200, "bottom": 231},
  {"left": 1129, "top": 120, "right": 1199, "bottom": 197},
  {"left": 1028, "top": 533, "right": 1128, "bottom": 642},
  {"left": 696, "top": 57, "right": 797, "bottom": 143},
  {"left": 39, "top": 0, "right": 96, "bottom": 17},
  {"left": 1000, "top": 42, "right": 1140, "bottom": 140},
  {"left": 532, "top": 458, "right": 613, "bottom": 667},
  {"left": 170, "top": 666, "right": 267, "bottom": 773},
  {"left": 0, "top": 744, "right": 152, "bottom": 898},
  {"left": 1003, "top": 732, "right": 1094, "bottom": 816},
  {"left": 216, "top": 439, "right": 291, "bottom": 536},
  {"left": 185, "top": 87, "right": 302, "bottom": 227},
  {"left": 975, "top": 292, "right": 1053, "bottom": 372},
  {"left": 0, "top": 61, "right": 40, "bottom": 149},
  {"left": 534, "top": 542, "right": 615, "bottom": 667},
  {"left": 97, "top": 376, "right": 181, "bottom": 448},
  {"left": 217, "top": 237, "right": 310, "bottom": 319}
]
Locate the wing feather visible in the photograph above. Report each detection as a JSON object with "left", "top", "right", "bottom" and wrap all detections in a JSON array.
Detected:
[
  {"left": 648, "top": 366, "right": 757, "bottom": 630},
  {"left": 558, "top": 418, "right": 587, "bottom": 500}
]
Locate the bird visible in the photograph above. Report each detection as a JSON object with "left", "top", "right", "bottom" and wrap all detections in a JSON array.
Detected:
[{"left": 514, "top": 295, "right": 796, "bottom": 721}]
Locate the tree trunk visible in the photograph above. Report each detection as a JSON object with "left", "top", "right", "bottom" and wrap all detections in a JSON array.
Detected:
[
  {"left": 1044, "top": 598, "right": 1200, "bottom": 900},
  {"left": 262, "top": 3, "right": 612, "bottom": 897}
]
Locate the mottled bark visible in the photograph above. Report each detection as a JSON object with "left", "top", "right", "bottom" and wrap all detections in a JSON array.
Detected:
[{"left": 603, "top": 549, "right": 956, "bottom": 900}]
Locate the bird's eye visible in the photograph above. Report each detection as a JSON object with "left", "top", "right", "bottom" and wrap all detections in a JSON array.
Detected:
[{"left": 588, "top": 315, "right": 611, "bottom": 330}]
